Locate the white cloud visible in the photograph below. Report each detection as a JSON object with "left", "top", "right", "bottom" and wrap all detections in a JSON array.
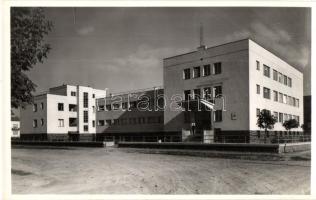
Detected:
[{"left": 77, "top": 26, "right": 95, "bottom": 36}]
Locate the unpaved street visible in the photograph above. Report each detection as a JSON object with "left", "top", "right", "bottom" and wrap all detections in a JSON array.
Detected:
[{"left": 11, "top": 147, "right": 310, "bottom": 194}]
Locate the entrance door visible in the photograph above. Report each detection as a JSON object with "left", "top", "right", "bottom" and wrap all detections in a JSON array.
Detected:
[{"left": 195, "top": 110, "right": 212, "bottom": 134}]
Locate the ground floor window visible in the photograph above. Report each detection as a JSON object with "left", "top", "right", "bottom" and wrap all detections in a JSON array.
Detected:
[
  {"left": 58, "top": 119, "right": 64, "bottom": 127},
  {"left": 214, "top": 110, "right": 222, "bottom": 122},
  {"left": 84, "top": 125, "right": 88, "bottom": 131}
]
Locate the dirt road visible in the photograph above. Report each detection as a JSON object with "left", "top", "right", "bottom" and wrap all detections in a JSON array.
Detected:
[{"left": 11, "top": 147, "right": 310, "bottom": 194}]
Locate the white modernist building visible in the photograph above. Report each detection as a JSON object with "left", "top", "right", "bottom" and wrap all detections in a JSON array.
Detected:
[{"left": 20, "top": 84, "right": 105, "bottom": 141}]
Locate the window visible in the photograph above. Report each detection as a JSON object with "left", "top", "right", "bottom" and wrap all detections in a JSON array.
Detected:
[
  {"left": 98, "top": 105, "right": 105, "bottom": 111},
  {"left": 284, "top": 75, "right": 287, "bottom": 85},
  {"left": 58, "top": 103, "right": 64, "bottom": 111},
  {"left": 279, "top": 93, "right": 283, "bottom": 103},
  {"left": 263, "top": 65, "right": 270, "bottom": 77},
  {"left": 278, "top": 72, "right": 283, "bottom": 83},
  {"left": 84, "top": 125, "right": 88, "bottom": 131},
  {"left": 83, "top": 111, "right": 88, "bottom": 123},
  {"left": 256, "top": 85, "right": 260, "bottom": 94},
  {"left": 214, "top": 85, "right": 222, "bottom": 97},
  {"left": 273, "top": 91, "right": 278, "bottom": 102},
  {"left": 193, "top": 89, "right": 201, "bottom": 99},
  {"left": 273, "top": 112, "right": 278, "bottom": 122},
  {"left": 114, "top": 119, "right": 119, "bottom": 125},
  {"left": 203, "top": 87, "right": 212, "bottom": 99},
  {"left": 92, "top": 106, "right": 95, "bottom": 113},
  {"left": 92, "top": 120, "right": 95, "bottom": 127},
  {"left": 122, "top": 102, "right": 128, "bottom": 109},
  {"left": 106, "top": 120, "right": 112, "bottom": 126},
  {"left": 214, "top": 110, "right": 222, "bottom": 122},
  {"left": 69, "top": 104, "right": 77, "bottom": 112},
  {"left": 129, "top": 101, "right": 137, "bottom": 109},
  {"left": 98, "top": 120, "right": 105, "bottom": 126},
  {"left": 71, "top": 91, "right": 76, "bottom": 96},
  {"left": 296, "top": 99, "right": 299, "bottom": 107},
  {"left": 263, "top": 87, "right": 270, "bottom": 99},
  {"left": 58, "top": 119, "right": 64, "bottom": 127},
  {"left": 283, "top": 94, "right": 287, "bottom": 104},
  {"left": 113, "top": 104, "right": 120, "bottom": 110},
  {"left": 256, "top": 60, "right": 260, "bottom": 70},
  {"left": 83, "top": 92, "right": 88, "bottom": 108},
  {"left": 33, "top": 104, "right": 37, "bottom": 112},
  {"left": 193, "top": 66, "right": 200, "bottom": 78},
  {"left": 40, "top": 102, "right": 44, "bottom": 110},
  {"left": 41, "top": 118, "right": 44, "bottom": 126},
  {"left": 256, "top": 108, "right": 260, "bottom": 117},
  {"left": 33, "top": 119, "right": 37, "bottom": 128},
  {"left": 184, "top": 90, "right": 191, "bottom": 101},
  {"left": 92, "top": 94, "right": 95, "bottom": 98},
  {"left": 214, "top": 62, "right": 222, "bottom": 74},
  {"left": 69, "top": 118, "right": 77, "bottom": 127},
  {"left": 203, "top": 64, "right": 211, "bottom": 76},
  {"left": 273, "top": 70, "right": 278, "bottom": 81},
  {"left": 183, "top": 68, "right": 190, "bottom": 80},
  {"left": 284, "top": 114, "right": 288, "bottom": 121},
  {"left": 288, "top": 77, "right": 292, "bottom": 87},
  {"left": 106, "top": 104, "right": 112, "bottom": 111},
  {"left": 279, "top": 113, "right": 283, "bottom": 123}
]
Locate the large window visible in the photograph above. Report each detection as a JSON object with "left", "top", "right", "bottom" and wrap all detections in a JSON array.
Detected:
[
  {"left": 193, "top": 66, "right": 200, "bottom": 78},
  {"left": 273, "top": 69, "right": 278, "bottom": 81},
  {"left": 183, "top": 68, "right": 190, "bottom": 80},
  {"left": 83, "top": 92, "right": 88, "bottom": 108},
  {"left": 263, "top": 87, "right": 270, "bottom": 99},
  {"left": 273, "top": 91, "right": 278, "bottom": 101},
  {"left": 214, "top": 62, "right": 222, "bottom": 74},
  {"left": 83, "top": 111, "right": 88, "bottom": 123},
  {"left": 263, "top": 65, "right": 270, "bottom": 77},
  {"left": 58, "top": 119, "right": 64, "bottom": 127},
  {"left": 256, "top": 84, "right": 260, "bottom": 94},
  {"left": 184, "top": 90, "right": 191, "bottom": 101},
  {"left": 203, "top": 64, "right": 211, "bottom": 76},
  {"left": 214, "top": 110, "right": 222, "bottom": 122},
  {"left": 58, "top": 103, "right": 64, "bottom": 111}
]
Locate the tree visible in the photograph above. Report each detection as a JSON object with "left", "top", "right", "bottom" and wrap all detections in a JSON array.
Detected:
[
  {"left": 257, "top": 109, "right": 277, "bottom": 141},
  {"left": 283, "top": 119, "right": 299, "bottom": 133},
  {"left": 11, "top": 8, "right": 53, "bottom": 108}
]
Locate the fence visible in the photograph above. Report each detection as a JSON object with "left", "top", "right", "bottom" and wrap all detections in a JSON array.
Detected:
[{"left": 216, "top": 135, "right": 311, "bottom": 144}]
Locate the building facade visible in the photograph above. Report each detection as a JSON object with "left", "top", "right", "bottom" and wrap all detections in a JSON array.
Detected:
[
  {"left": 163, "top": 39, "right": 303, "bottom": 141},
  {"left": 20, "top": 84, "right": 105, "bottom": 141}
]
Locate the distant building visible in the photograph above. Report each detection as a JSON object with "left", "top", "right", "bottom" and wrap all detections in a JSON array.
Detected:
[
  {"left": 20, "top": 84, "right": 105, "bottom": 141},
  {"left": 11, "top": 116, "right": 20, "bottom": 138},
  {"left": 163, "top": 38, "right": 303, "bottom": 141}
]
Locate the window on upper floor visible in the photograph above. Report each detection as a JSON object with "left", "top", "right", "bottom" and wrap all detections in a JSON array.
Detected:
[
  {"left": 256, "top": 84, "right": 260, "bottom": 94},
  {"left": 256, "top": 108, "right": 260, "bottom": 117},
  {"left": 279, "top": 113, "right": 283, "bottom": 123},
  {"left": 278, "top": 72, "right": 283, "bottom": 83},
  {"left": 263, "top": 65, "right": 270, "bottom": 77},
  {"left": 33, "top": 104, "right": 37, "bottom": 112},
  {"left": 203, "top": 87, "right": 212, "bottom": 100},
  {"left": 83, "top": 111, "right": 88, "bottom": 123},
  {"left": 58, "top": 103, "right": 64, "bottom": 111},
  {"left": 98, "top": 105, "right": 105, "bottom": 111},
  {"left": 273, "top": 91, "right": 278, "bottom": 102},
  {"left": 84, "top": 125, "right": 88, "bottom": 131},
  {"left": 214, "top": 62, "right": 222, "bottom": 75},
  {"left": 279, "top": 92, "right": 283, "bottom": 103},
  {"left": 71, "top": 91, "right": 76, "bottom": 96},
  {"left": 273, "top": 69, "right": 278, "bottom": 81},
  {"left": 288, "top": 77, "right": 292, "bottom": 87},
  {"left": 92, "top": 94, "right": 95, "bottom": 98},
  {"left": 193, "top": 66, "right": 200, "bottom": 78},
  {"left": 41, "top": 118, "right": 44, "bottom": 126},
  {"left": 263, "top": 87, "right": 270, "bottom": 99},
  {"left": 83, "top": 92, "right": 88, "bottom": 108},
  {"left": 203, "top": 64, "right": 211, "bottom": 76},
  {"left": 40, "top": 102, "right": 44, "bottom": 110},
  {"left": 214, "top": 85, "right": 222, "bottom": 97},
  {"left": 183, "top": 68, "right": 190, "bottom": 80},
  {"left": 284, "top": 75, "right": 288, "bottom": 85},
  {"left": 283, "top": 94, "right": 287, "bottom": 104},
  {"left": 92, "top": 120, "right": 95, "bottom": 127},
  {"left": 256, "top": 61, "right": 260, "bottom": 70}
]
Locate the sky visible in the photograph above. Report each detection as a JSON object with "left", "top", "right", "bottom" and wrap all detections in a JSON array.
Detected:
[{"left": 26, "top": 7, "right": 311, "bottom": 95}]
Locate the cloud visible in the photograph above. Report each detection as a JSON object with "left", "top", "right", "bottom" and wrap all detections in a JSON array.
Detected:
[
  {"left": 76, "top": 26, "right": 95, "bottom": 36},
  {"left": 222, "top": 21, "right": 309, "bottom": 69}
]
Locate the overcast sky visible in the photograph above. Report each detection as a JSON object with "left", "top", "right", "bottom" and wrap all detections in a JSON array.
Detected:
[{"left": 26, "top": 7, "right": 311, "bottom": 95}]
